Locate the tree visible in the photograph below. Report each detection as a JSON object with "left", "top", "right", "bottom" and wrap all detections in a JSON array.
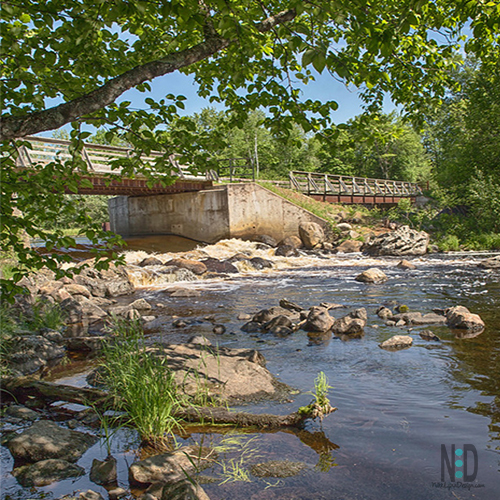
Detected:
[
  {"left": 317, "top": 113, "right": 431, "bottom": 181},
  {"left": 423, "top": 53, "right": 500, "bottom": 231},
  {"left": 1, "top": 0, "right": 499, "bottom": 297}
]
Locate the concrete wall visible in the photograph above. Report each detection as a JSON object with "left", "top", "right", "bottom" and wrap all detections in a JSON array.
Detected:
[
  {"left": 227, "top": 184, "right": 328, "bottom": 242},
  {"left": 108, "top": 183, "right": 328, "bottom": 243}
]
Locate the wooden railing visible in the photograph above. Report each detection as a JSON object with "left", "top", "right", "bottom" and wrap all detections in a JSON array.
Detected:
[
  {"left": 13, "top": 136, "right": 208, "bottom": 181},
  {"left": 289, "top": 171, "right": 422, "bottom": 198}
]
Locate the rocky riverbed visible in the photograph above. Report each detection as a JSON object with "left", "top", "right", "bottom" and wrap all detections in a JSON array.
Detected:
[{"left": 2, "top": 224, "right": 500, "bottom": 500}]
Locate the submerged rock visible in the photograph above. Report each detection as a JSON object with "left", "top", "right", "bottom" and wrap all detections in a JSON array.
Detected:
[
  {"left": 420, "top": 330, "right": 441, "bottom": 341},
  {"left": 90, "top": 456, "right": 117, "bottom": 485},
  {"left": 200, "top": 258, "right": 239, "bottom": 274},
  {"left": 275, "top": 244, "right": 300, "bottom": 257},
  {"left": 478, "top": 255, "right": 500, "bottom": 270},
  {"left": 4, "top": 405, "right": 39, "bottom": 421},
  {"left": 7, "top": 420, "right": 97, "bottom": 463},
  {"left": 12, "top": 459, "right": 85, "bottom": 487},
  {"left": 332, "top": 315, "right": 365, "bottom": 335},
  {"left": 379, "top": 335, "right": 413, "bottom": 350},
  {"left": 397, "top": 259, "right": 417, "bottom": 270},
  {"left": 250, "top": 460, "right": 307, "bottom": 478},
  {"left": 166, "top": 258, "right": 207, "bottom": 276},
  {"left": 355, "top": 268, "right": 388, "bottom": 284},
  {"left": 363, "top": 225, "right": 429, "bottom": 256}
]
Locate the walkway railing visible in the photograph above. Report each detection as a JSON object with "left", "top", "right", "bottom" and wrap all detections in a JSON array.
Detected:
[
  {"left": 289, "top": 171, "right": 422, "bottom": 198},
  {"left": 13, "top": 136, "right": 208, "bottom": 181}
]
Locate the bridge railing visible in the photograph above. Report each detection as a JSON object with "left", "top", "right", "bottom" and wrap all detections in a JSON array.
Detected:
[
  {"left": 289, "top": 171, "right": 422, "bottom": 198},
  {"left": 13, "top": 136, "right": 211, "bottom": 181}
]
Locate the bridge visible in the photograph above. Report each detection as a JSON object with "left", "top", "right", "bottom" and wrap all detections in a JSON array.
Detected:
[
  {"left": 11, "top": 136, "right": 423, "bottom": 243},
  {"left": 13, "top": 136, "right": 422, "bottom": 204},
  {"left": 14, "top": 136, "right": 214, "bottom": 195}
]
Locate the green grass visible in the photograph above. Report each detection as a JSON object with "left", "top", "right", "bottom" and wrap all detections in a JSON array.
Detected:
[{"left": 100, "top": 320, "right": 186, "bottom": 448}]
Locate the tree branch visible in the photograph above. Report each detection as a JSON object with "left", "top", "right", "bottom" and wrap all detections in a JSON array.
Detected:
[{"left": 1, "top": 9, "right": 296, "bottom": 142}]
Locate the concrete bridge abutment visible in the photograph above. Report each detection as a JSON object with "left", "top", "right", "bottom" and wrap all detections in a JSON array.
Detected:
[{"left": 108, "top": 183, "right": 328, "bottom": 243}]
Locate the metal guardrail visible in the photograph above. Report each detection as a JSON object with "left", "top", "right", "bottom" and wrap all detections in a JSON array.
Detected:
[
  {"left": 12, "top": 136, "right": 210, "bottom": 181},
  {"left": 289, "top": 171, "right": 423, "bottom": 198}
]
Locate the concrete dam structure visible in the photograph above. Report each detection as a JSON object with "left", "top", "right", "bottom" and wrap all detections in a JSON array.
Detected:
[{"left": 108, "top": 183, "right": 328, "bottom": 243}]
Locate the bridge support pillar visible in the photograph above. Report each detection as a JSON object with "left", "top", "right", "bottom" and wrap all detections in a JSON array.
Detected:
[{"left": 108, "top": 183, "right": 328, "bottom": 243}]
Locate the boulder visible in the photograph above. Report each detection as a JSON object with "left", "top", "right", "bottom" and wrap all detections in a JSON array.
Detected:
[
  {"left": 60, "top": 296, "right": 107, "bottom": 327},
  {"left": 200, "top": 258, "right": 239, "bottom": 274},
  {"left": 298, "top": 222, "right": 325, "bottom": 249},
  {"left": 7, "top": 420, "right": 97, "bottom": 463},
  {"left": 74, "top": 263, "right": 134, "bottom": 297},
  {"left": 279, "top": 298, "right": 303, "bottom": 312},
  {"left": 302, "top": 307, "right": 334, "bottom": 333},
  {"left": 279, "top": 236, "right": 303, "bottom": 249},
  {"left": 379, "top": 335, "right": 413, "bottom": 350},
  {"left": 332, "top": 316, "right": 365, "bottom": 335},
  {"left": 445, "top": 306, "right": 485, "bottom": 332},
  {"left": 129, "top": 446, "right": 214, "bottom": 486},
  {"left": 355, "top": 268, "right": 388, "bottom": 284},
  {"left": 363, "top": 225, "right": 429, "bottom": 256},
  {"left": 262, "top": 315, "right": 293, "bottom": 333},
  {"left": 240, "top": 321, "right": 262, "bottom": 333},
  {"left": 8, "top": 336, "right": 65, "bottom": 375},
  {"left": 12, "top": 459, "right": 85, "bottom": 487},
  {"left": 146, "top": 343, "right": 288, "bottom": 403},
  {"left": 335, "top": 240, "right": 363, "bottom": 253},
  {"left": 166, "top": 258, "right": 207, "bottom": 276}
]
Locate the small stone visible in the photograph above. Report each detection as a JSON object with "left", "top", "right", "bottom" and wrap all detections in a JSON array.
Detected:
[
  {"left": 129, "top": 298, "right": 152, "bottom": 311},
  {"left": 379, "top": 335, "right": 413, "bottom": 350},
  {"left": 108, "top": 488, "right": 128, "bottom": 500},
  {"left": 124, "top": 308, "right": 141, "bottom": 320},
  {"left": 302, "top": 307, "right": 334, "bottom": 333},
  {"left": 279, "top": 298, "right": 303, "bottom": 312},
  {"left": 241, "top": 321, "right": 262, "bottom": 333},
  {"left": 173, "top": 319, "right": 187, "bottom": 328},
  {"left": 139, "top": 257, "right": 163, "bottom": 267},
  {"left": 377, "top": 306, "right": 393, "bottom": 320},
  {"left": 355, "top": 268, "right": 388, "bottom": 284},
  {"left": 397, "top": 259, "right": 416, "bottom": 270},
  {"left": 79, "top": 491, "right": 105, "bottom": 500},
  {"left": 337, "top": 223, "right": 352, "bottom": 231},
  {"left": 213, "top": 324, "right": 226, "bottom": 335},
  {"left": 237, "top": 313, "right": 252, "bottom": 321}
]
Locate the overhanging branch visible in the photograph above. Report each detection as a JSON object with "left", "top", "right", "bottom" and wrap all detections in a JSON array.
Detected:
[{"left": 0, "top": 9, "right": 296, "bottom": 142}]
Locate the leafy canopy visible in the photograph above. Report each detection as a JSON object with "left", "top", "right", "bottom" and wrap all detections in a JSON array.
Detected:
[{"left": 1, "top": 0, "right": 499, "bottom": 298}]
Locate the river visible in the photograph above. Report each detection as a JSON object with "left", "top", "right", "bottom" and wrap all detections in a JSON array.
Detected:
[{"left": 2, "top": 237, "right": 500, "bottom": 500}]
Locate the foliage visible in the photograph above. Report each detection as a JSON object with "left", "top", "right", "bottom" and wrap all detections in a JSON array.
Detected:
[
  {"left": 318, "top": 113, "right": 432, "bottom": 181},
  {"left": 423, "top": 54, "right": 500, "bottom": 233}
]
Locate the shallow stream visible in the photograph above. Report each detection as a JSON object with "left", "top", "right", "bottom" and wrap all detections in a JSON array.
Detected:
[{"left": 2, "top": 238, "right": 500, "bottom": 500}]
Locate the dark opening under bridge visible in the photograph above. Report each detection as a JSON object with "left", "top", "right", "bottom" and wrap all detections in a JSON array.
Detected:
[{"left": 14, "top": 136, "right": 422, "bottom": 204}]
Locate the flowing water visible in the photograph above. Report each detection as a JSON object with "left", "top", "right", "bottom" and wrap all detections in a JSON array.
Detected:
[{"left": 2, "top": 237, "right": 500, "bottom": 500}]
